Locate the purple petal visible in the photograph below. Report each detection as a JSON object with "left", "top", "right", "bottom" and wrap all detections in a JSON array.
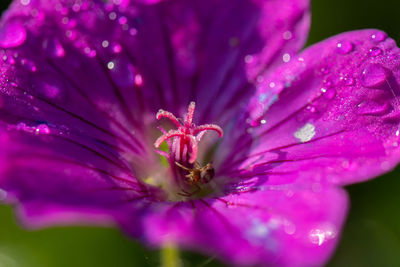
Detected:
[
  {"left": 233, "top": 29, "right": 400, "bottom": 186},
  {"left": 118, "top": 185, "right": 348, "bottom": 267},
  {"left": 0, "top": 126, "right": 152, "bottom": 227},
  {"left": 5, "top": 0, "right": 309, "bottom": 116},
  {"left": 0, "top": 0, "right": 309, "bottom": 225}
]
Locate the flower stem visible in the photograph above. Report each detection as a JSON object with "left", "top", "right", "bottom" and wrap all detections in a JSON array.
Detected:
[{"left": 161, "top": 243, "right": 181, "bottom": 267}]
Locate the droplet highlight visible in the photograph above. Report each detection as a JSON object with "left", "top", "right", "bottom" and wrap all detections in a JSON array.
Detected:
[
  {"left": 369, "top": 47, "right": 382, "bottom": 57},
  {"left": 294, "top": 123, "right": 316, "bottom": 143},
  {"left": 361, "top": 63, "right": 390, "bottom": 88},
  {"left": 42, "top": 37, "right": 65, "bottom": 58},
  {"left": 336, "top": 41, "right": 353, "bottom": 54},
  {"left": 0, "top": 21, "right": 27, "bottom": 48}
]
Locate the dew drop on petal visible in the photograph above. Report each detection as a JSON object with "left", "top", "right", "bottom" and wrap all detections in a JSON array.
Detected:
[
  {"left": 20, "top": 0, "right": 30, "bottom": 5},
  {"left": 395, "top": 123, "right": 400, "bottom": 137},
  {"left": 309, "top": 227, "right": 336, "bottom": 246},
  {"left": 111, "top": 43, "right": 122, "bottom": 54},
  {"left": 371, "top": 32, "right": 387, "bottom": 42},
  {"left": 107, "top": 61, "right": 115, "bottom": 70},
  {"left": 282, "top": 30, "right": 292, "bottom": 40},
  {"left": 282, "top": 53, "right": 291, "bottom": 63},
  {"left": 134, "top": 74, "right": 143, "bottom": 86},
  {"left": 336, "top": 41, "right": 353, "bottom": 54},
  {"left": 294, "top": 123, "right": 316, "bottom": 143},
  {"left": 0, "top": 21, "right": 27, "bottom": 48},
  {"left": 35, "top": 124, "right": 51, "bottom": 134},
  {"left": 361, "top": 63, "right": 390, "bottom": 88},
  {"left": 40, "top": 81, "right": 63, "bottom": 99},
  {"left": 322, "top": 88, "right": 336, "bottom": 100},
  {"left": 42, "top": 37, "right": 65, "bottom": 58},
  {"left": 344, "top": 77, "right": 354, "bottom": 86},
  {"left": 102, "top": 40, "right": 109, "bottom": 48},
  {"left": 357, "top": 101, "right": 391, "bottom": 116},
  {"left": 369, "top": 47, "right": 382, "bottom": 57},
  {"left": 20, "top": 58, "right": 37, "bottom": 72}
]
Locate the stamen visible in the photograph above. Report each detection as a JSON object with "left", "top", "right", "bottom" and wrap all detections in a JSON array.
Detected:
[{"left": 154, "top": 102, "right": 223, "bottom": 164}]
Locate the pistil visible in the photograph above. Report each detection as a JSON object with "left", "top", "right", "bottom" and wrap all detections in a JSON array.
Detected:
[{"left": 154, "top": 102, "right": 223, "bottom": 187}]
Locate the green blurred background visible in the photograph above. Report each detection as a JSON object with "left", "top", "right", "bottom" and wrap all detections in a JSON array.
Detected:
[{"left": 1, "top": 0, "right": 400, "bottom": 266}]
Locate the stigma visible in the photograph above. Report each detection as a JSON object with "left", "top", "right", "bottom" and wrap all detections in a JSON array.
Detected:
[{"left": 154, "top": 102, "right": 223, "bottom": 165}]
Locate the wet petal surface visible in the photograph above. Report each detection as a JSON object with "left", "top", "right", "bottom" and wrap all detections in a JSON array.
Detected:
[{"left": 232, "top": 30, "right": 400, "bottom": 187}]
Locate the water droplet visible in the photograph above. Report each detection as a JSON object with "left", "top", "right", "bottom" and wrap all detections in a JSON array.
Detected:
[
  {"left": 323, "top": 80, "right": 332, "bottom": 87},
  {"left": 323, "top": 88, "right": 336, "bottom": 99},
  {"left": 20, "top": 59, "right": 37, "bottom": 72},
  {"left": 369, "top": 47, "right": 382, "bottom": 57},
  {"left": 282, "top": 31, "right": 292, "bottom": 40},
  {"left": 83, "top": 47, "right": 97, "bottom": 57},
  {"left": 309, "top": 226, "right": 336, "bottom": 246},
  {"left": 244, "top": 55, "right": 253, "bottom": 64},
  {"left": 42, "top": 37, "right": 65, "bottom": 58},
  {"left": 102, "top": 40, "right": 109, "bottom": 48},
  {"left": 282, "top": 53, "right": 291, "bottom": 63},
  {"left": 35, "top": 124, "right": 51, "bottom": 134},
  {"left": 357, "top": 101, "right": 391, "bottom": 116},
  {"left": 111, "top": 43, "right": 122, "bottom": 54},
  {"left": 109, "top": 12, "right": 117, "bottom": 20},
  {"left": 0, "top": 21, "right": 27, "bottom": 48},
  {"left": 336, "top": 41, "right": 353, "bottom": 54},
  {"left": 361, "top": 63, "right": 390, "bottom": 88},
  {"left": 107, "top": 61, "right": 115, "bottom": 70},
  {"left": 37, "top": 79, "right": 64, "bottom": 99},
  {"left": 118, "top": 16, "right": 128, "bottom": 25},
  {"left": 320, "top": 67, "right": 329, "bottom": 74},
  {"left": 306, "top": 105, "right": 317, "bottom": 113},
  {"left": 134, "top": 74, "right": 143, "bottom": 86},
  {"left": 371, "top": 32, "right": 387, "bottom": 42},
  {"left": 344, "top": 77, "right": 354, "bottom": 86},
  {"left": 129, "top": 28, "right": 137, "bottom": 36},
  {"left": 294, "top": 123, "right": 316, "bottom": 143}
]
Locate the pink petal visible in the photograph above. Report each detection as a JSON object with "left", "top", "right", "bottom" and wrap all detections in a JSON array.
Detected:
[
  {"left": 231, "top": 29, "right": 400, "bottom": 186},
  {"left": 118, "top": 185, "right": 348, "bottom": 267}
]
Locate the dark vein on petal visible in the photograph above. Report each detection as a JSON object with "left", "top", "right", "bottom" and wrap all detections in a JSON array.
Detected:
[
  {"left": 94, "top": 54, "right": 142, "bottom": 129},
  {"left": 7, "top": 85, "right": 135, "bottom": 154},
  {"left": 230, "top": 153, "right": 345, "bottom": 177},
  {"left": 3, "top": 109, "right": 131, "bottom": 171},
  {"left": 199, "top": 199, "right": 236, "bottom": 234},
  {"left": 121, "top": 195, "right": 153, "bottom": 204},
  {"left": 158, "top": 5, "right": 179, "bottom": 109},
  {"left": 13, "top": 153, "right": 139, "bottom": 186},
  {"left": 55, "top": 134, "right": 132, "bottom": 172},
  {"left": 118, "top": 45, "right": 147, "bottom": 113},
  {"left": 228, "top": 130, "right": 345, "bottom": 169},
  {"left": 46, "top": 59, "right": 146, "bottom": 153}
]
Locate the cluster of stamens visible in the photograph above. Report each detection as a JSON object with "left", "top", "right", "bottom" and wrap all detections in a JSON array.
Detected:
[{"left": 154, "top": 101, "right": 223, "bottom": 175}]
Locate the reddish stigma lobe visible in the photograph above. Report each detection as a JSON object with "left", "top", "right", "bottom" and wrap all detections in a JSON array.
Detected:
[{"left": 154, "top": 102, "right": 223, "bottom": 164}]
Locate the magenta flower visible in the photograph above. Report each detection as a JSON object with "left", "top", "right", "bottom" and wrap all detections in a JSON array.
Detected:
[{"left": 1, "top": 0, "right": 400, "bottom": 266}]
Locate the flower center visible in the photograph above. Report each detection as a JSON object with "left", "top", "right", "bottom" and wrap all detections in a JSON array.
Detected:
[{"left": 154, "top": 102, "right": 223, "bottom": 197}]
